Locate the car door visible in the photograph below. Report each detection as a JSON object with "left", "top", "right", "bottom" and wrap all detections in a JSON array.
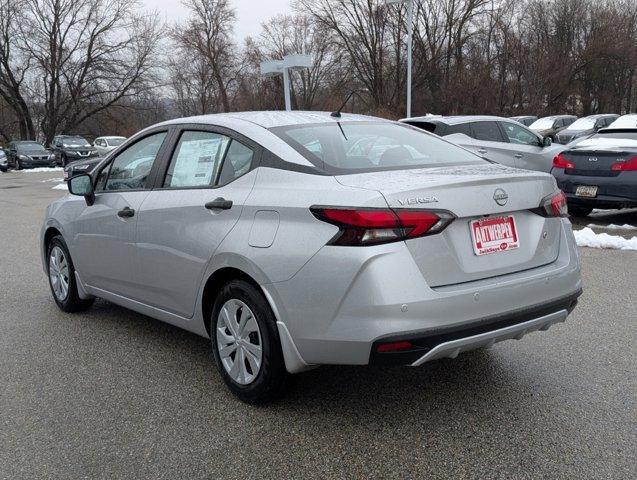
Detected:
[
  {"left": 467, "top": 121, "right": 517, "bottom": 166},
  {"left": 134, "top": 126, "right": 260, "bottom": 317},
  {"left": 498, "top": 121, "right": 550, "bottom": 171},
  {"left": 70, "top": 130, "right": 170, "bottom": 298}
]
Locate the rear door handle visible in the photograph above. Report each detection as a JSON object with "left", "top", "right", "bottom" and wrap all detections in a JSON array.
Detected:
[
  {"left": 117, "top": 206, "right": 135, "bottom": 218},
  {"left": 205, "top": 198, "right": 233, "bottom": 210},
  {"left": 514, "top": 153, "right": 523, "bottom": 159},
  {"left": 477, "top": 149, "right": 488, "bottom": 154}
]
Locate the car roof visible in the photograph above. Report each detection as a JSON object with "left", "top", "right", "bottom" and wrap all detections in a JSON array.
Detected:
[
  {"left": 536, "top": 115, "right": 577, "bottom": 120},
  {"left": 158, "top": 111, "right": 381, "bottom": 129},
  {"left": 400, "top": 115, "right": 510, "bottom": 125},
  {"left": 96, "top": 136, "right": 126, "bottom": 140}
]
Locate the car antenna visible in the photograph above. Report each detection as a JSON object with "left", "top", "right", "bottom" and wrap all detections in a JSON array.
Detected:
[{"left": 331, "top": 89, "right": 365, "bottom": 118}]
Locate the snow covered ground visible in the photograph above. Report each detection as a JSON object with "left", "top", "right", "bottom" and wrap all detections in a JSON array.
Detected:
[
  {"left": 52, "top": 183, "right": 68, "bottom": 190},
  {"left": 12, "top": 167, "right": 63, "bottom": 173},
  {"left": 574, "top": 227, "right": 637, "bottom": 251},
  {"left": 586, "top": 223, "right": 637, "bottom": 231}
]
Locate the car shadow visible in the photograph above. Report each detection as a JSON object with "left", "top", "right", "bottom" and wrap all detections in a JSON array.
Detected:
[{"left": 82, "top": 298, "right": 540, "bottom": 420}]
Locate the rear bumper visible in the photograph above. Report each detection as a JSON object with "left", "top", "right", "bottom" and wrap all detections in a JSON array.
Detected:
[
  {"left": 266, "top": 219, "right": 582, "bottom": 366},
  {"left": 369, "top": 291, "right": 579, "bottom": 366},
  {"left": 555, "top": 170, "right": 637, "bottom": 208}
]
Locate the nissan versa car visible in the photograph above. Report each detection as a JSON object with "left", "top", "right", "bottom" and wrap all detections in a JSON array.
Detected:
[
  {"left": 41, "top": 112, "right": 582, "bottom": 403},
  {"left": 551, "top": 114, "right": 637, "bottom": 216}
]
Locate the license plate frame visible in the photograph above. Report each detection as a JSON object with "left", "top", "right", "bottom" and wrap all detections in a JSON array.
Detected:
[
  {"left": 575, "top": 185, "right": 598, "bottom": 198},
  {"left": 470, "top": 216, "right": 520, "bottom": 256}
]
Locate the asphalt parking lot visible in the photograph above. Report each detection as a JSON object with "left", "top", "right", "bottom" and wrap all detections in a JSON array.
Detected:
[{"left": 1, "top": 170, "right": 635, "bottom": 479}]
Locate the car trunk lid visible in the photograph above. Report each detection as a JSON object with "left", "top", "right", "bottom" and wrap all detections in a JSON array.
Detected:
[{"left": 336, "top": 164, "right": 562, "bottom": 287}]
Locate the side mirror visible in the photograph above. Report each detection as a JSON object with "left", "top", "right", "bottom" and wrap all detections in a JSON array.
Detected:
[
  {"left": 68, "top": 174, "right": 95, "bottom": 206},
  {"left": 543, "top": 137, "right": 552, "bottom": 147}
]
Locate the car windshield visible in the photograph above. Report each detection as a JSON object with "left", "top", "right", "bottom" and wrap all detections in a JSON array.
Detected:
[
  {"left": 107, "top": 138, "right": 125, "bottom": 146},
  {"left": 568, "top": 118, "right": 596, "bottom": 130},
  {"left": 272, "top": 122, "right": 485, "bottom": 173},
  {"left": 63, "top": 136, "right": 89, "bottom": 146},
  {"left": 17, "top": 142, "right": 47, "bottom": 152},
  {"left": 529, "top": 118, "right": 556, "bottom": 129}
]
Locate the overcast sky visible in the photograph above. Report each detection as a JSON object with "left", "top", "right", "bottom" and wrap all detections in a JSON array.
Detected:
[{"left": 145, "top": 0, "right": 293, "bottom": 41}]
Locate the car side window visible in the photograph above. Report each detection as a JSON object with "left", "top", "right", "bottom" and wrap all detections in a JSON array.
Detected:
[
  {"left": 500, "top": 122, "right": 541, "bottom": 147},
  {"left": 101, "top": 132, "right": 167, "bottom": 192},
  {"left": 447, "top": 123, "right": 472, "bottom": 136},
  {"left": 164, "top": 131, "right": 231, "bottom": 188},
  {"left": 471, "top": 122, "right": 505, "bottom": 142},
  {"left": 217, "top": 140, "right": 255, "bottom": 186}
]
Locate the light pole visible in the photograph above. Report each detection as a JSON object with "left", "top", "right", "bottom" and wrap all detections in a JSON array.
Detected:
[
  {"left": 260, "top": 54, "right": 313, "bottom": 111},
  {"left": 386, "top": 0, "right": 414, "bottom": 118}
]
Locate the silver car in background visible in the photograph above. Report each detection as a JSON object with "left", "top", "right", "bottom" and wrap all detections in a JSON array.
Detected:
[
  {"left": 41, "top": 112, "right": 582, "bottom": 403},
  {"left": 401, "top": 115, "right": 564, "bottom": 172}
]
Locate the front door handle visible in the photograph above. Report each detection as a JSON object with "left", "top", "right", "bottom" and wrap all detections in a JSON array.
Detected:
[
  {"left": 205, "top": 198, "right": 233, "bottom": 210},
  {"left": 514, "top": 153, "right": 523, "bottom": 159},
  {"left": 477, "top": 149, "right": 488, "bottom": 154},
  {"left": 117, "top": 206, "right": 135, "bottom": 218}
]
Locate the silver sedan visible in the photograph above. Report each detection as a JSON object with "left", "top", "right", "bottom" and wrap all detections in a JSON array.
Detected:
[{"left": 41, "top": 111, "right": 582, "bottom": 403}]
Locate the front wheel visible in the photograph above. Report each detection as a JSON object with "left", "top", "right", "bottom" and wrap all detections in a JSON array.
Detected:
[
  {"left": 46, "top": 235, "right": 94, "bottom": 312},
  {"left": 210, "top": 280, "right": 289, "bottom": 404}
]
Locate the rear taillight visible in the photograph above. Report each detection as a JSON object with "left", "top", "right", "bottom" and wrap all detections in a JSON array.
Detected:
[
  {"left": 552, "top": 153, "right": 575, "bottom": 169},
  {"left": 610, "top": 156, "right": 637, "bottom": 172},
  {"left": 535, "top": 190, "right": 568, "bottom": 217},
  {"left": 310, "top": 206, "right": 455, "bottom": 246}
]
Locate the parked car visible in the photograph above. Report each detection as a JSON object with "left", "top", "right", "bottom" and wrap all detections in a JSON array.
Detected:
[
  {"left": 401, "top": 115, "right": 563, "bottom": 172},
  {"left": 529, "top": 115, "right": 577, "bottom": 141},
  {"left": 63, "top": 156, "right": 105, "bottom": 181},
  {"left": 555, "top": 114, "right": 619, "bottom": 144},
  {"left": 7, "top": 141, "right": 56, "bottom": 169},
  {"left": 509, "top": 115, "right": 538, "bottom": 127},
  {"left": 551, "top": 114, "right": 637, "bottom": 216},
  {"left": 42, "top": 111, "right": 582, "bottom": 403},
  {"left": 0, "top": 149, "right": 8, "bottom": 172},
  {"left": 51, "top": 135, "right": 99, "bottom": 166},
  {"left": 93, "top": 136, "right": 126, "bottom": 156}
]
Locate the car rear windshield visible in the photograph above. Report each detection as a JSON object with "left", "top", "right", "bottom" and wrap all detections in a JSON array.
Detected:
[
  {"left": 108, "top": 138, "right": 125, "bottom": 146},
  {"left": 271, "top": 122, "right": 485, "bottom": 174}
]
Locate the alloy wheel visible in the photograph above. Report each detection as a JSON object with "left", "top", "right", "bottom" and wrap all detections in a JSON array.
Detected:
[
  {"left": 49, "top": 246, "right": 70, "bottom": 301},
  {"left": 216, "top": 299, "right": 263, "bottom": 385}
]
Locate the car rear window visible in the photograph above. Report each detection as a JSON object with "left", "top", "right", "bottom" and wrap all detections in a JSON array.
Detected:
[{"left": 271, "top": 122, "right": 485, "bottom": 174}]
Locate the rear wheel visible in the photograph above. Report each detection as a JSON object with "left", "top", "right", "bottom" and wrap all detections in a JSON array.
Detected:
[
  {"left": 46, "top": 236, "right": 94, "bottom": 312},
  {"left": 569, "top": 205, "right": 593, "bottom": 217},
  {"left": 210, "top": 280, "right": 289, "bottom": 404}
]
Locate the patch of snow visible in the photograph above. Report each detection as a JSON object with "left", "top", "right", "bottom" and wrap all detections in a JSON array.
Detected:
[
  {"left": 586, "top": 223, "right": 637, "bottom": 231},
  {"left": 52, "top": 183, "right": 68, "bottom": 191},
  {"left": 574, "top": 227, "right": 637, "bottom": 250},
  {"left": 41, "top": 177, "right": 63, "bottom": 183},
  {"left": 18, "top": 167, "right": 63, "bottom": 172}
]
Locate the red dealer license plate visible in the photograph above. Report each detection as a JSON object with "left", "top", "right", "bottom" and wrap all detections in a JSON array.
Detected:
[{"left": 470, "top": 216, "right": 520, "bottom": 256}]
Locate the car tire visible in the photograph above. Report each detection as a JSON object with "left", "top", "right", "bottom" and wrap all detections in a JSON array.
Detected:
[
  {"left": 210, "top": 279, "right": 290, "bottom": 404},
  {"left": 46, "top": 235, "right": 94, "bottom": 313},
  {"left": 569, "top": 205, "right": 593, "bottom": 217}
]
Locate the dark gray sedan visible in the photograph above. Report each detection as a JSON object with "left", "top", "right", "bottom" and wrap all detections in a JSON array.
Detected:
[{"left": 551, "top": 115, "right": 637, "bottom": 216}]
